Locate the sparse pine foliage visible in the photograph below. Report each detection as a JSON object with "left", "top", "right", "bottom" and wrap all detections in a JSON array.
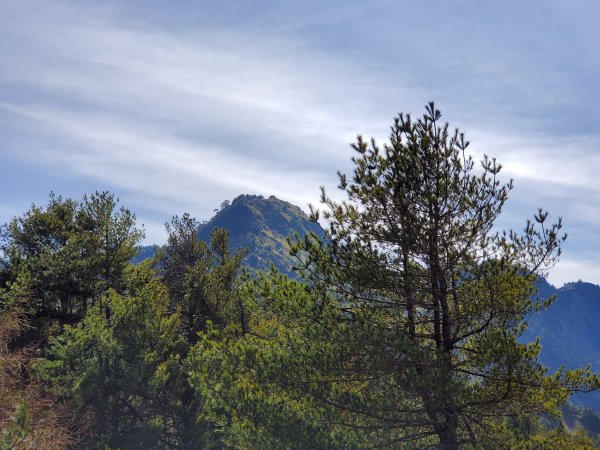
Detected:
[{"left": 195, "top": 104, "right": 600, "bottom": 449}]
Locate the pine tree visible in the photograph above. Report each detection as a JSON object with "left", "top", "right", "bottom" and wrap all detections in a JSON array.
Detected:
[
  {"left": 40, "top": 217, "right": 247, "bottom": 448},
  {"left": 288, "top": 102, "right": 600, "bottom": 447},
  {"left": 195, "top": 103, "right": 600, "bottom": 449},
  {"left": 159, "top": 214, "right": 247, "bottom": 342},
  {"left": 0, "top": 191, "right": 143, "bottom": 328}
]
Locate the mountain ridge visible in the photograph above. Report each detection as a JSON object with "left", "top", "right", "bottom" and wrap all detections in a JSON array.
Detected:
[{"left": 525, "top": 279, "right": 600, "bottom": 411}]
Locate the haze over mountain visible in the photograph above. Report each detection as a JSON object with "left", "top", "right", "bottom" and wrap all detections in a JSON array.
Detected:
[{"left": 525, "top": 279, "right": 600, "bottom": 412}]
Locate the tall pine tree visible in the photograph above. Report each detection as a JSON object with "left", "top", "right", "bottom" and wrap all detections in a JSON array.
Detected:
[
  {"left": 292, "top": 102, "right": 600, "bottom": 447},
  {"left": 195, "top": 103, "right": 600, "bottom": 449}
]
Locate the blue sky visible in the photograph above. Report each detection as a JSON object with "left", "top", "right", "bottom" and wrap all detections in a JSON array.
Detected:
[{"left": 1, "top": 0, "right": 599, "bottom": 286}]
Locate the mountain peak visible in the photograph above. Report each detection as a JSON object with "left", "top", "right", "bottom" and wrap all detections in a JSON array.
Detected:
[{"left": 198, "top": 194, "right": 323, "bottom": 275}]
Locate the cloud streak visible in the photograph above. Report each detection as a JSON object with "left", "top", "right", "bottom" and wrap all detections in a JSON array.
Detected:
[
  {"left": 0, "top": 6, "right": 395, "bottom": 242},
  {"left": 1, "top": 0, "right": 599, "bottom": 286}
]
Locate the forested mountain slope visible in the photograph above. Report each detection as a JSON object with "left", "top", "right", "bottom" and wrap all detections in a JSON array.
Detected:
[
  {"left": 525, "top": 279, "right": 600, "bottom": 411},
  {"left": 198, "top": 194, "right": 323, "bottom": 275},
  {"left": 136, "top": 194, "right": 323, "bottom": 274}
]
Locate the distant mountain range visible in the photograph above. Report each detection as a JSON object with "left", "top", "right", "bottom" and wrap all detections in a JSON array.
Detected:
[
  {"left": 135, "top": 194, "right": 600, "bottom": 433},
  {"left": 524, "top": 279, "right": 600, "bottom": 411}
]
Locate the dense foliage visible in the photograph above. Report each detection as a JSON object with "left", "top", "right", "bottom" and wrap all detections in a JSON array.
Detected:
[
  {"left": 35, "top": 214, "right": 247, "bottom": 448},
  {"left": 190, "top": 104, "right": 600, "bottom": 448},
  {"left": 0, "top": 192, "right": 142, "bottom": 333},
  {"left": 1, "top": 105, "right": 599, "bottom": 449}
]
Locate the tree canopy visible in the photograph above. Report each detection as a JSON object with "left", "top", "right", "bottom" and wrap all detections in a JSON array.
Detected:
[
  {"left": 0, "top": 191, "right": 143, "bottom": 329},
  {"left": 192, "top": 103, "right": 600, "bottom": 448},
  {"left": 1, "top": 104, "right": 598, "bottom": 449}
]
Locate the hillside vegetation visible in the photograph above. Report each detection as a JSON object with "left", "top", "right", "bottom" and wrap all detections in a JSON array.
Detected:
[{"left": 1, "top": 104, "right": 599, "bottom": 449}]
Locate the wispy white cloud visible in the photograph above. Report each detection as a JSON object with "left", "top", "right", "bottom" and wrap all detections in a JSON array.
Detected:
[
  {"left": 0, "top": 5, "right": 401, "bottom": 242},
  {"left": 549, "top": 257, "right": 600, "bottom": 288},
  {"left": 464, "top": 129, "right": 600, "bottom": 197},
  {"left": 1, "top": 0, "right": 599, "bottom": 285},
  {"left": 1, "top": 13, "right": 390, "bottom": 151},
  {"left": 0, "top": 101, "right": 334, "bottom": 229}
]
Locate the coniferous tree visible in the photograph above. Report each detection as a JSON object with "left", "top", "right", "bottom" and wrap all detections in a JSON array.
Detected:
[
  {"left": 41, "top": 262, "right": 183, "bottom": 448},
  {"left": 194, "top": 103, "right": 600, "bottom": 449},
  {"left": 157, "top": 217, "right": 247, "bottom": 448},
  {"left": 296, "top": 103, "right": 600, "bottom": 447},
  {"left": 159, "top": 214, "right": 247, "bottom": 341},
  {"left": 40, "top": 216, "right": 247, "bottom": 449},
  {"left": 0, "top": 191, "right": 143, "bottom": 329}
]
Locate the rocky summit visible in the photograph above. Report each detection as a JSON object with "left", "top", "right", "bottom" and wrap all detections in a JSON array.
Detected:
[{"left": 198, "top": 194, "right": 324, "bottom": 276}]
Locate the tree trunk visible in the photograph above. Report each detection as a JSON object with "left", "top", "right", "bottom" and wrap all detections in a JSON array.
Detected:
[{"left": 438, "top": 419, "right": 459, "bottom": 450}]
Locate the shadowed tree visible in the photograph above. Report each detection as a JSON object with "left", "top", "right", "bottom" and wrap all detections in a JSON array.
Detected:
[
  {"left": 0, "top": 191, "right": 143, "bottom": 330},
  {"left": 40, "top": 217, "right": 247, "bottom": 449}
]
